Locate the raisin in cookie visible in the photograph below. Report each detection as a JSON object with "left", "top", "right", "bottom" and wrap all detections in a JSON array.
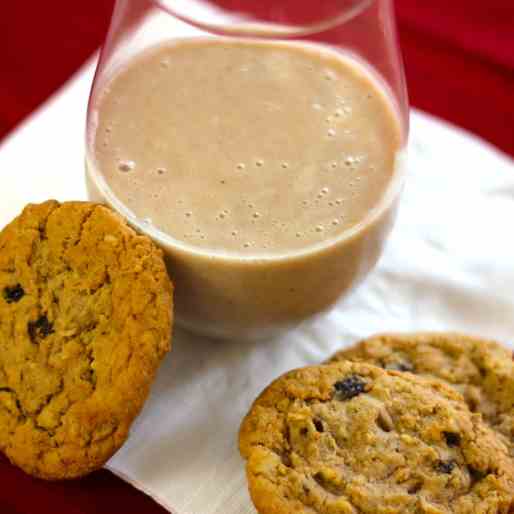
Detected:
[
  {"left": 329, "top": 333, "right": 514, "bottom": 455},
  {"left": 0, "top": 201, "right": 173, "bottom": 479},
  {"left": 239, "top": 361, "right": 514, "bottom": 514}
]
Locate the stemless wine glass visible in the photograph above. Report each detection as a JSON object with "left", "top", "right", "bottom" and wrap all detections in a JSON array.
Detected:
[{"left": 85, "top": 0, "right": 408, "bottom": 341}]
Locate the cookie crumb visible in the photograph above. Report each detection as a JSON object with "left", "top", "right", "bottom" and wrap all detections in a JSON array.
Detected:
[{"left": 376, "top": 408, "right": 394, "bottom": 432}]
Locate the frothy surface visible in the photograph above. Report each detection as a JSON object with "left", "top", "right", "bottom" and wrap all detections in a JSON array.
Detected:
[{"left": 92, "top": 39, "right": 401, "bottom": 256}]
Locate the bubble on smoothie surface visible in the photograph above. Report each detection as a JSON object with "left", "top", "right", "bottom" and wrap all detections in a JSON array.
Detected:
[
  {"left": 345, "top": 156, "right": 357, "bottom": 167},
  {"left": 118, "top": 160, "right": 135, "bottom": 172}
]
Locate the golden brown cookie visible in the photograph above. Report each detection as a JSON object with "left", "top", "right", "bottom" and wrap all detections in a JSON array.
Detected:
[
  {"left": 0, "top": 201, "right": 173, "bottom": 479},
  {"left": 329, "top": 332, "right": 514, "bottom": 455},
  {"left": 239, "top": 361, "right": 514, "bottom": 514}
]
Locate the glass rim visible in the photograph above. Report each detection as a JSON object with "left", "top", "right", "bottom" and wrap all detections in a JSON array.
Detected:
[
  {"left": 88, "top": 0, "right": 407, "bottom": 263},
  {"left": 150, "top": 0, "right": 375, "bottom": 38}
]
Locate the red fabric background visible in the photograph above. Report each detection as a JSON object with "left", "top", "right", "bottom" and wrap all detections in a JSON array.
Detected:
[
  {"left": 0, "top": 2, "right": 513, "bottom": 514},
  {"left": 1, "top": 1, "right": 513, "bottom": 155}
]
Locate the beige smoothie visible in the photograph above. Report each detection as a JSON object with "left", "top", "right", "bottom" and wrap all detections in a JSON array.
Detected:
[{"left": 86, "top": 38, "right": 404, "bottom": 339}]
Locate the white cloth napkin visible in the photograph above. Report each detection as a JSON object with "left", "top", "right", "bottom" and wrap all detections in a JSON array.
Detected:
[{"left": 1, "top": 59, "right": 514, "bottom": 514}]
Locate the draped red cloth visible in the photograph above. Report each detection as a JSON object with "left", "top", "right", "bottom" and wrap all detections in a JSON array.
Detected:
[
  {"left": 0, "top": 1, "right": 513, "bottom": 513},
  {"left": 1, "top": 1, "right": 513, "bottom": 155}
]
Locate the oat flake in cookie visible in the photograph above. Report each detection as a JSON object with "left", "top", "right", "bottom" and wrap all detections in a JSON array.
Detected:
[
  {"left": 0, "top": 201, "right": 173, "bottom": 479},
  {"left": 239, "top": 361, "right": 514, "bottom": 514},
  {"left": 329, "top": 332, "right": 514, "bottom": 456}
]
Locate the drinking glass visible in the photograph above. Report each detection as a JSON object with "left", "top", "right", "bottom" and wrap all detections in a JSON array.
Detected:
[{"left": 86, "top": 0, "right": 408, "bottom": 340}]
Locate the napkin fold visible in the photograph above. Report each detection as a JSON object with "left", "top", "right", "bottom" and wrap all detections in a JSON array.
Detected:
[
  {"left": 1, "top": 59, "right": 513, "bottom": 514},
  {"left": 106, "top": 112, "right": 514, "bottom": 514}
]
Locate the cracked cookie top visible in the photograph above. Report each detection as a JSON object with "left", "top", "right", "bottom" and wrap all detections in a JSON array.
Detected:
[
  {"left": 239, "top": 361, "right": 514, "bottom": 514},
  {"left": 0, "top": 201, "right": 173, "bottom": 479},
  {"left": 329, "top": 333, "right": 514, "bottom": 457}
]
